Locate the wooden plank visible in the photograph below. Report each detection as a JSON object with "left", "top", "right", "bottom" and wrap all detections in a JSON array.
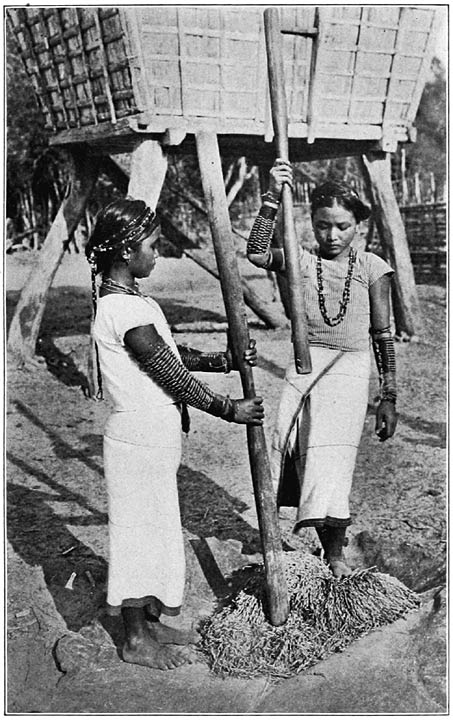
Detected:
[{"left": 196, "top": 130, "right": 289, "bottom": 627}]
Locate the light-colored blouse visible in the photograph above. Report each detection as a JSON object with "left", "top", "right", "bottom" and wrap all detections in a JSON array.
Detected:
[
  {"left": 93, "top": 294, "right": 179, "bottom": 412},
  {"left": 299, "top": 249, "right": 394, "bottom": 352}
]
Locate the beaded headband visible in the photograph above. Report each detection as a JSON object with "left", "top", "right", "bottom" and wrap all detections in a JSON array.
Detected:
[{"left": 87, "top": 205, "right": 159, "bottom": 269}]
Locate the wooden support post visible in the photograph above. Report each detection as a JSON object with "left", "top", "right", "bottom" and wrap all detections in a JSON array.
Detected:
[
  {"left": 361, "top": 152, "right": 421, "bottom": 338},
  {"left": 195, "top": 130, "right": 289, "bottom": 627},
  {"left": 102, "top": 155, "right": 288, "bottom": 329},
  {"left": 8, "top": 145, "right": 100, "bottom": 365},
  {"left": 127, "top": 139, "right": 168, "bottom": 208},
  {"left": 264, "top": 7, "right": 312, "bottom": 374}
]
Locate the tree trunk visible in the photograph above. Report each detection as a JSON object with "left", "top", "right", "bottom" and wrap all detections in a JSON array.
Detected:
[
  {"left": 361, "top": 152, "right": 421, "bottom": 338},
  {"left": 8, "top": 145, "right": 100, "bottom": 365},
  {"left": 196, "top": 130, "right": 289, "bottom": 627}
]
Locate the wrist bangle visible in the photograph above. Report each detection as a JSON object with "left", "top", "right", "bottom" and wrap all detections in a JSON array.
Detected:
[
  {"left": 261, "top": 191, "right": 280, "bottom": 207},
  {"left": 222, "top": 397, "right": 236, "bottom": 422}
]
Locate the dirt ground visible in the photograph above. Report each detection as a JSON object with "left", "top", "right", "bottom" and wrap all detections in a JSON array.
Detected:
[{"left": 6, "top": 250, "right": 447, "bottom": 714}]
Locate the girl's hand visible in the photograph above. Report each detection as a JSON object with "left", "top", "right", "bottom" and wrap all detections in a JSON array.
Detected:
[
  {"left": 268, "top": 158, "right": 293, "bottom": 198},
  {"left": 375, "top": 400, "right": 398, "bottom": 441},
  {"left": 226, "top": 338, "right": 258, "bottom": 370},
  {"left": 243, "top": 338, "right": 257, "bottom": 366},
  {"left": 232, "top": 396, "right": 264, "bottom": 425}
]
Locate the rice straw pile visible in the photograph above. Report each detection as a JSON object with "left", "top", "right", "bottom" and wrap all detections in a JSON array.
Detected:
[{"left": 200, "top": 551, "right": 419, "bottom": 679}]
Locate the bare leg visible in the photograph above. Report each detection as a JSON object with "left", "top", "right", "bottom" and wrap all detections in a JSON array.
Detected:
[
  {"left": 122, "top": 607, "right": 193, "bottom": 670},
  {"left": 145, "top": 605, "right": 200, "bottom": 645},
  {"left": 316, "top": 526, "right": 352, "bottom": 579}
]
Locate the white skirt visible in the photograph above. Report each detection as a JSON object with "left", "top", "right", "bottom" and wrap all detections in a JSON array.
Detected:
[
  {"left": 103, "top": 404, "right": 184, "bottom": 615},
  {"left": 270, "top": 347, "right": 370, "bottom": 528}
]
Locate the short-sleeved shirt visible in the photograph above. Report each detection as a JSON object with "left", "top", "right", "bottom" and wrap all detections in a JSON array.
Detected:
[
  {"left": 93, "top": 294, "right": 179, "bottom": 411},
  {"left": 299, "top": 249, "right": 394, "bottom": 352}
]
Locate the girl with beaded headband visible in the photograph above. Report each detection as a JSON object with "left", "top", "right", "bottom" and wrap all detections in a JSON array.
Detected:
[
  {"left": 247, "top": 159, "right": 397, "bottom": 579},
  {"left": 85, "top": 198, "right": 263, "bottom": 671}
]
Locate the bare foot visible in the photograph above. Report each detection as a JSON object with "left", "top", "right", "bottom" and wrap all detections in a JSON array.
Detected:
[
  {"left": 122, "top": 633, "right": 192, "bottom": 670},
  {"left": 147, "top": 621, "right": 200, "bottom": 646},
  {"left": 327, "top": 556, "right": 352, "bottom": 579}
]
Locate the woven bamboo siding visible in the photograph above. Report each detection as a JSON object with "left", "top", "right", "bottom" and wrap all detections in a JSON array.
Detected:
[
  {"left": 8, "top": 7, "right": 137, "bottom": 129},
  {"left": 312, "top": 6, "right": 436, "bottom": 133},
  {"left": 7, "top": 5, "right": 438, "bottom": 145},
  {"left": 123, "top": 6, "right": 266, "bottom": 121}
]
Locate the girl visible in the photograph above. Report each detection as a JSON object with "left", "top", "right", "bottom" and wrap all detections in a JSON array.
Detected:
[
  {"left": 86, "top": 198, "right": 263, "bottom": 670},
  {"left": 247, "top": 159, "right": 397, "bottom": 579}
]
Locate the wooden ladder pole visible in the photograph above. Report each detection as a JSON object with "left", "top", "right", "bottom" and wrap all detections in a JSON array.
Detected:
[
  {"left": 195, "top": 130, "right": 289, "bottom": 627},
  {"left": 264, "top": 7, "right": 312, "bottom": 374}
]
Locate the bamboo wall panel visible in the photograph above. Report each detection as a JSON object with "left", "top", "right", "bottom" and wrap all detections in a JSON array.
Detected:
[{"left": 7, "top": 5, "right": 438, "bottom": 145}]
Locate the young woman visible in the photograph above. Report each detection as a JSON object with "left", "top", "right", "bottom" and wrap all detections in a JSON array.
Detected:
[
  {"left": 247, "top": 159, "right": 397, "bottom": 579},
  {"left": 85, "top": 198, "right": 263, "bottom": 670}
]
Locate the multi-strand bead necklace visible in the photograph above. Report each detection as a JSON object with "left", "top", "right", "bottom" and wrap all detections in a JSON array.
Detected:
[
  {"left": 100, "top": 277, "right": 145, "bottom": 298},
  {"left": 316, "top": 247, "right": 356, "bottom": 327}
]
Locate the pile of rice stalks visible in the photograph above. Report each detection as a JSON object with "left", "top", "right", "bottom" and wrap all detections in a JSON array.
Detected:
[{"left": 200, "top": 551, "right": 419, "bottom": 679}]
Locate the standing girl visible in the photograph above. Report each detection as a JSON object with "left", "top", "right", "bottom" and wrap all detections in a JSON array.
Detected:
[
  {"left": 247, "top": 159, "right": 397, "bottom": 579},
  {"left": 86, "top": 198, "right": 263, "bottom": 670}
]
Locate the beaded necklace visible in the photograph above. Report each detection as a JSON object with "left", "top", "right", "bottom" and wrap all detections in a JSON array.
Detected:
[
  {"left": 101, "top": 277, "right": 145, "bottom": 298},
  {"left": 316, "top": 247, "right": 356, "bottom": 326}
]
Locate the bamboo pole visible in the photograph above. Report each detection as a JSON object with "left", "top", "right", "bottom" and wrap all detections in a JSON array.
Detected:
[
  {"left": 196, "top": 130, "right": 289, "bottom": 627},
  {"left": 264, "top": 7, "right": 312, "bottom": 374}
]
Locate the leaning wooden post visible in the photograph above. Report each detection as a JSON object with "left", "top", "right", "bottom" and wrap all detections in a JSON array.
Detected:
[
  {"left": 8, "top": 145, "right": 100, "bottom": 366},
  {"left": 361, "top": 152, "right": 421, "bottom": 338},
  {"left": 196, "top": 130, "right": 289, "bottom": 627},
  {"left": 264, "top": 7, "right": 312, "bottom": 374},
  {"left": 127, "top": 139, "right": 168, "bottom": 209}
]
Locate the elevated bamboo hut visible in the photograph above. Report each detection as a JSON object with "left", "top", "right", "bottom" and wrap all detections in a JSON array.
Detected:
[
  {"left": 8, "top": 5, "right": 437, "bottom": 157},
  {"left": 7, "top": 5, "right": 440, "bottom": 626}
]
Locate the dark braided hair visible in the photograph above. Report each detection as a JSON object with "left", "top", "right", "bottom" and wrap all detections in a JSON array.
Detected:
[
  {"left": 310, "top": 181, "right": 371, "bottom": 223},
  {"left": 85, "top": 198, "right": 159, "bottom": 399}
]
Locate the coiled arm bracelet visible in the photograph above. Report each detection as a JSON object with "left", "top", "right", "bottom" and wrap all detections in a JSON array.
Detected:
[
  {"left": 371, "top": 327, "right": 397, "bottom": 403},
  {"left": 128, "top": 328, "right": 236, "bottom": 420},
  {"left": 177, "top": 346, "right": 231, "bottom": 373},
  {"left": 247, "top": 203, "right": 284, "bottom": 271}
]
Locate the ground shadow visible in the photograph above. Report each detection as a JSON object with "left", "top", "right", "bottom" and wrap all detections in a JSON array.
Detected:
[
  {"left": 36, "top": 335, "right": 92, "bottom": 396},
  {"left": 6, "top": 287, "right": 226, "bottom": 339},
  {"left": 177, "top": 464, "right": 262, "bottom": 556},
  {"left": 8, "top": 401, "right": 263, "bottom": 653},
  {"left": 396, "top": 412, "right": 446, "bottom": 448},
  {"left": 7, "top": 473, "right": 108, "bottom": 633}
]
